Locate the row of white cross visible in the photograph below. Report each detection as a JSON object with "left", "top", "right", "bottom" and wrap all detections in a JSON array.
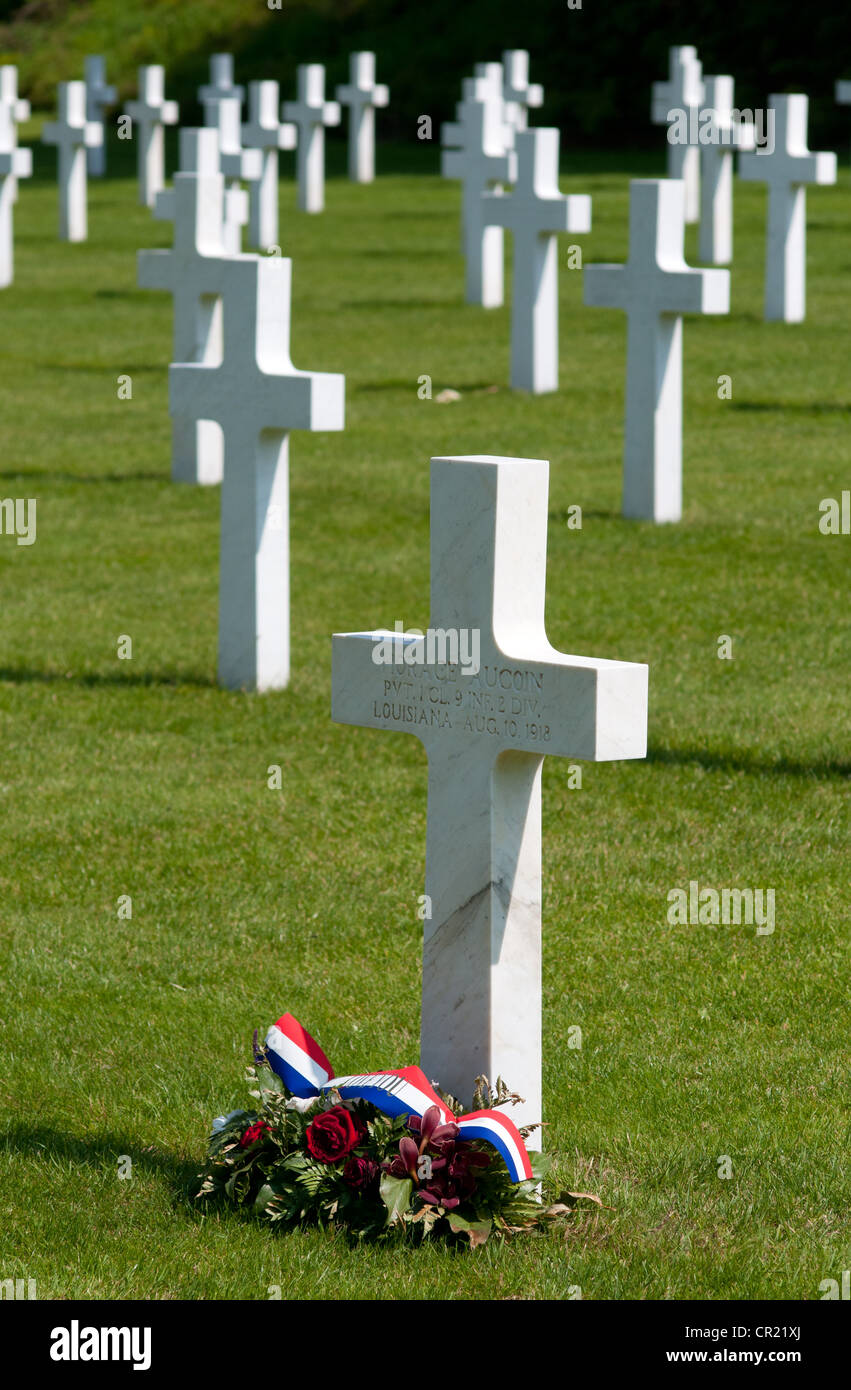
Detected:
[
  {"left": 139, "top": 126, "right": 344, "bottom": 690},
  {"left": 651, "top": 45, "right": 838, "bottom": 319},
  {"left": 439, "top": 52, "right": 841, "bottom": 521},
  {"left": 0, "top": 50, "right": 388, "bottom": 260},
  {"left": 0, "top": 48, "right": 846, "bottom": 1135}
]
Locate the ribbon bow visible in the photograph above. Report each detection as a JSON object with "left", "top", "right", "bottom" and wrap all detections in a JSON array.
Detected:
[{"left": 264, "top": 1013, "right": 533, "bottom": 1183}]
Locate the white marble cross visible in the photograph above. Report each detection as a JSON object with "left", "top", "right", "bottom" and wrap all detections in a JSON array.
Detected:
[
  {"left": 204, "top": 93, "right": 262, "bottom": 253},
  {"left": 0, "top": 100, "right": 31, "bottom": 286},
  {"left": 441, "top": 77, "right": 516, "bottom": 307},
  {"left": 474, "top": 61, "right": 523, "bottom": 133},
  {"left": 651, "top": 45, "right": 704, "bottom": 223},
  {"left": 0, "top": 65, "right": 30, "bottom": 201},
  {"left": 584, "top": 179, "right": 729, "bottom": 522},
  {"left": 502, "top": 50, "right": 543, "bottom": 131},
  {"left": 154, "top": 124, "right": 248, "bottom": 262},
  {"left": 0, "top": 65, "right": 29, "bottom": 126},
  {"left": 123, "top": 66, "right": 179, "bottom": 208},
  {"left": 84, "top": 55, "right": 116, "bottom": 177},
  {"left": 139, "top": 128, "right": 232, "bottom": 486},
  {"left": 199, "top": 53, "right": 244, "bottom": 123},
  {"left": 170, "top": 254, "right": 345, "bottom": 690},
  {"left": 739, "top": 94, "right": 836, "bottom": 323},
  {"left": 332, "top": 453, "right": 648, "bottom": 1132},
  {"left": 42, "top": 82, "right": 102, "bottom": 241},
  {"left": 282, "top": 65, "right": 340, "bottom": 214},
  {"left": 335, "top": 51, "right": 389, "bottom": 184},
  {"left": 241, "top": 81, "right": 296, "bottom": 249},
  {"left": 698, "top": 76, "right": 755, "bottom": 265},
  {"left": 482, "top": 128, "right": 591, "bottom": 393}
]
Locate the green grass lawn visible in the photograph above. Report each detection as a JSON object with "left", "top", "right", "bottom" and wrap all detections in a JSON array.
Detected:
[{"left": 0, "top": 127, "right": 849, "bottom": 1301}]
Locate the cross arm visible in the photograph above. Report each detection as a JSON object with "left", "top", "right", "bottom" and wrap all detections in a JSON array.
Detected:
[
  {"left": 807, "top": 151, "right": 837, "bottom": 185},
  {"left": 0, "top": 147, "right": 31, "bottom": 177},
  {"left": 739, "top": 148, "right": 836, "bottom": 187},
  {"left": 658, "top": 266, "right": 729, "bottom": 315},
  {"left": 276, "top": 122, "right": 298, "bottom": 150},
  {"left": 583, "top": 262, "right": 626, "bottom": 309},
  {"left": 243, "top": 120, "right": 296, "bottom": 151},
  {"left": 332, "top": 631, "right": 434, "bottom": 751},
  {"left": 199, "top": 83, "right": 243, "bottom": 104},
  {"left": 221, "top": 148, "right": 263, "bottom": 180},
  {"left": 481, "top": 188, "right": 588, "bottom": 234},
  {"left": 332, "top": 632, "right": 648, "bottom": 762},
  {"left": 152, "top": 188, "right": 175, "bottom": 221},
  {"left": 337, "top": 81, "right": 388, "bottom": 107},
  {"left": 268, "top": 369, "right": 345, "bottom": 433},
  {"left": 168, "top": 361, "right": 345, "bottom": 434},
  {"left": 137, "top": 248, "right": 172, "bottom": 292},
  {"left": 441, "top": 147, "right": 515, "bottom": 184},
  {"left": 513, "top": 646, "right": 648, "bottom": 760}
]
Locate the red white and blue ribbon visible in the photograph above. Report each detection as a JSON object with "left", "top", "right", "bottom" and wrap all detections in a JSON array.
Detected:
[{"left": 265, "top": 1013, "right": 534, "bottom": 1183}]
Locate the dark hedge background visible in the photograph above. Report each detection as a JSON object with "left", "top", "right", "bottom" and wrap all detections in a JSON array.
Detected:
[{"left": 1, "top": 0, "right": 849, "bottom": 149}]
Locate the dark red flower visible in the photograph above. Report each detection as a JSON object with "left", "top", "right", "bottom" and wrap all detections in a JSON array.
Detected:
[
  {"left": 343, "top": 1155, "right": 379, "bottom": 1190},
  {"left": 306, "top": 1105, "right": 366, "bottom": 1164},
  {"left": 407, "top": 1105, "right": 460, "bottom": 1152},
  {"left": 239, "top": 1120, "right": 269, "bottom": 1148},
  {"left": 383, "top": 1135, "right": 420, "bottom": 1179}
]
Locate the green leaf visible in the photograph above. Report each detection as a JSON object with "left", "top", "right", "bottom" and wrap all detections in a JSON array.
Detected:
[
  {"left": 447, "top": 1212, "right": 493, "bottom": 1248},
  {"left": 254, "top": 1183, "right": 279, "bottom": 1214},
  {"left": 379, "top": 1173, "right": 413, "bottom": 1226},
  {"left": 528, "top": 1150, "right": 552, "bottom": 1183}
]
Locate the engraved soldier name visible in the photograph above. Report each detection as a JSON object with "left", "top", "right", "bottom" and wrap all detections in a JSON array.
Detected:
[{"left": 370, "top": 660, "right": 550, "bottom": 741}]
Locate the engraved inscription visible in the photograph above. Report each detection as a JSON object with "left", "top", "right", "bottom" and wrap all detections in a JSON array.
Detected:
[{"left": 370, "top": 663, "right": 552, "bottom": 742}]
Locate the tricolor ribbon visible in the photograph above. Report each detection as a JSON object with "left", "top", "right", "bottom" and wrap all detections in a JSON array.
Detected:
[{"left": 265, "top": 1013, "right": 534, "bottom": 1183}]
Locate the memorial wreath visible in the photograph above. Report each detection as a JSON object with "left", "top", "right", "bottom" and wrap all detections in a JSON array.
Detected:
[{"left": 197, "top": 1013, "right": 592, "bottom": 1246}]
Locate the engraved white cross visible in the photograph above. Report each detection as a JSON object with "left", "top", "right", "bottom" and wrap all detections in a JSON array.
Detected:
[
  {"left": 335, "top": 52, "right": 389, "bottom": 183},
  {"left": 584, "top": 179, "right": 729, "bottom": 521},
  {"left": 42, "top": 81, "right": 102, "bottom": 240},
  {"left": 170, "top": 255, "right": 345, "bottom": 690},
  {"left": 84, "top": 55, "right": 116, "bottom": 176},
  {"left": 332, "top": 454, "right": 648, "bottom": 1133},
  {"left": 122, "top": 65, "right": 178, "bottom": 208},
  {"left": 738, "top": 94, "right": 836, "bottom": 322}
]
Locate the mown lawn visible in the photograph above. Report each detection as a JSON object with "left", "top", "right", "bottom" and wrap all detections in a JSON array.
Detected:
[{"left": 0, "top": 126, "right": 848, "bottom": 1300}]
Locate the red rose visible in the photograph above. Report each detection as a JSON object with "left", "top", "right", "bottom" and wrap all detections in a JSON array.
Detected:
[
  {"left": 239, "top": 1120, "right": 269, "bottom": 1148},
  {"left": 343, "top": 1156, "right": 379, "bottom": 1190},
  {"left": 306, "top": 1106, "right": 366, "bottom": 1163}
]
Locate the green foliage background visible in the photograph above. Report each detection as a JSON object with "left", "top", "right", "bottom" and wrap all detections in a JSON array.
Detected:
[{"left": 1, "top": 0, "right": 850, "bottom": 146}]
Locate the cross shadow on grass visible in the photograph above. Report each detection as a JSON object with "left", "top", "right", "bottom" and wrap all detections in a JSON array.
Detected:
[
  {"left": 95, "top": 289, "right": 162, "bottom": 301},
  {"left": 0, "top": 667, "right": 216, "bottom": 689},
  {"left": 0, "top": 469, "right": 166, "bottom": 484},
  {"left": 0, "top": 1122, "right": 201, "bottom": 1205},
  {"left": 647, "top": 742, "right": 851, "bottom": 780},
  {"left": 14, "top": 362, "right": 163, "bottom": 375},
  {"left": 730, "top": 401, "right": 851, "bottom": 414},
  {"left": 549, "top": 507, "right": 621, "bottom": 523},
  {"left": 349, "top": 247, "right": 449, "bottom": 259},
  {"left": 354, "top": 379, "right": 499, "bottom": 393},
  {"left": 340, "top": 297, "right": 461, "bottom": 310}
]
